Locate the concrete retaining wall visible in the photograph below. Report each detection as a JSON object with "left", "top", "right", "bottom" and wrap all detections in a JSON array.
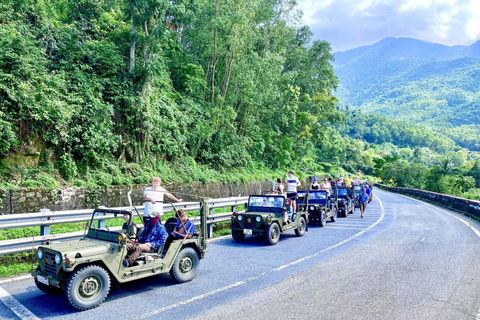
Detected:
[
  {"left": 375, "top": 183, "right": 480, "bottom": 219},
  {"left": 0, "top": 180, "right": 279, "bottom": 214}
]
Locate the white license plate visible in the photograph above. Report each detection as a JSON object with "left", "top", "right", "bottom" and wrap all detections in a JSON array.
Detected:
[
  {"left": 37, "top": 275, "right": 49, "bottom": 286},
  {"left": 243, "top": 229, "right": 253, "bottom": 235}
]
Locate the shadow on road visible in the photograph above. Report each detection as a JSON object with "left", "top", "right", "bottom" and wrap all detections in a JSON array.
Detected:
[{"left": 15, "top": 273, "right": 177, "bottom": 317}]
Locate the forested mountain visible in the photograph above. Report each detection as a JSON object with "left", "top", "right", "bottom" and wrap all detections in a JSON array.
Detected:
[{"left": 333, "top": 37, "right": 480, "bottom": 150}]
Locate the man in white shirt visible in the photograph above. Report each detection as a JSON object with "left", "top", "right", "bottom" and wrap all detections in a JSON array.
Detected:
[
  {"left": 285, "top": 170, "right": 301, "bottom": 213},
  {"left": 144, "top": 177, "right": 183, "bottom": 224}
]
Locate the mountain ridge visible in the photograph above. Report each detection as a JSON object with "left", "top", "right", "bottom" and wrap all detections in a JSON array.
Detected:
[{"left": 333, "top": 37, "right": 480, "bottom": 151}]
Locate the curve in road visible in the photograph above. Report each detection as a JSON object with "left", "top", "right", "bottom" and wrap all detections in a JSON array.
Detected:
[{"left": 1, "top": 189, "right": 480, "bottom": 320}]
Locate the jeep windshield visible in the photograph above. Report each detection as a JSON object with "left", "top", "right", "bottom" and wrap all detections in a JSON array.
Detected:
[
  {"left": 87, "top": 209, "right": 133, "bottom": 242},
  {"left": 248, "top": 196, "right": 284, "bottom": 213},
  {"left": 337, "top": 189, "right": 349, "bottom": 197},
  {"left": 308, "top": 191, "right": 327, "bottom": 200}
]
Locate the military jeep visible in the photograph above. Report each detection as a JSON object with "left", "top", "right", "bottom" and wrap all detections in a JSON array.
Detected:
[
  {"left": 231, "top": 195, "right": 308, "bottom": 245},
  {"left": 306, "top": 190, "right": 338, "bottom": 227},
  {"left": 32, "top": 202, "right": 209, "bottom": 311},
  {"left": 335, "top": 187, "right": 354, "bottom": 217}
]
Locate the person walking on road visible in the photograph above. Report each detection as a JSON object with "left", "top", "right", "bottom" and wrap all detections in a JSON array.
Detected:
[
  {"left": 285, "top": 171, "right": 301, "bottom": 213},
  {"left": 357, "top": 188, "right": 369, "bottom": 218}
]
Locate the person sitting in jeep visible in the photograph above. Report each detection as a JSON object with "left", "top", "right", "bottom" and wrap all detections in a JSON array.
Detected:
[
  {"left": 284, "top": 198, "right": 293, "bottom": 224},
  {"left": 123, "top": 211, "right": 168, "bottom": 267},
  {"left": 122, "top": 213, "right": 137, "bottom": 239},
  {"left": 171, "top": 209, "right": 195, "bottom": 240}
]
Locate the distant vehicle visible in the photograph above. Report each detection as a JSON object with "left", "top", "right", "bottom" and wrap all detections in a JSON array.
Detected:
[
  {"left": 231, "top": 195, "right": 308, "bottom": 245},
  {"left": 32, "top": 204, "right": 208, "bottom": 311},
  {"left": 306, "top": 190, "right": 338, "bottom": 227},
  {"left": 335, "top": 187, "right": 354, "bottom": 217}
]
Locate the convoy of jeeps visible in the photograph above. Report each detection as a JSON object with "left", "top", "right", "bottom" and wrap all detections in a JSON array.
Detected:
[{"left": 31, "top": 176, "right": 372, "bottom": 310}]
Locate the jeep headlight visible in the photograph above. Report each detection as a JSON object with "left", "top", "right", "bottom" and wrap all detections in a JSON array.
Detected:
[
  {"left": 55, "top": 253, "right": 62, "bottom": 265},
  {"left": 309, "top": 205, "right": 315, "bottom": 211},
  {"left": 237, "top": 215, "right": 243, "bottom": 221},
  {"left": 256, "top": 216, "right": 261, "bottom": 223},
  {"left": 37, "top": 248, "right": 44, "bottom": 260}
]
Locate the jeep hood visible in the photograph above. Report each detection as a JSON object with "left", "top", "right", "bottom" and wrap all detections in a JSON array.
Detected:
[{"left": 41, "top": 237, "right": 115, "bottom": 258}]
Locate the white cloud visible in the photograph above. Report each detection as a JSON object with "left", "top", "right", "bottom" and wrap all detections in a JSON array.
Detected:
[{"left": 296, "top": 0, "right": 480, "bottom": 51}]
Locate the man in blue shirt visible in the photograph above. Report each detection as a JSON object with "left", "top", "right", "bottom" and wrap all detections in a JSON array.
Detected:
[
  {"left": 357, "top": 189, "right": 369, "bottom": 218},
  {"left": 123, "top": 211, "right": 168, "bottom": 267},
  {"left": 171, "top": 209, "right": 195, "bottom": 239}
]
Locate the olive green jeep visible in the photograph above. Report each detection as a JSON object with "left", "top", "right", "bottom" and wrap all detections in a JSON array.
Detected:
[
  {"left": 231, "top": 195, "right": 308, "bottom": 245},
  {"left": 32, "top": 200, "right": 209, "bottom": 311}
]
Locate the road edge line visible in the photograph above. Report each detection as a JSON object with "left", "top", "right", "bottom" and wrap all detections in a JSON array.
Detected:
[
  {"left": 380, "top": 189, "right": 480, "bottom": 238},
  {"left": 0, "top": 286, "right": 40, "bottom": 320}
]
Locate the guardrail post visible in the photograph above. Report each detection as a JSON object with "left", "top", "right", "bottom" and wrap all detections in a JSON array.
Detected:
[
  {"left": 208, "top": 208, "right": 213, "bottom": 238},
  {"left": 40, "top": 225, "right": 50, "bottom": 236},
  {"left": 40, "top": 208, "right": 51, "bottom": 236}
]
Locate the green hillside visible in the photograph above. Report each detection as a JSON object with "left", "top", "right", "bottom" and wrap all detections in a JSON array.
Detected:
[{"left": 334, "top": 37, "right": 480, "bottom": 150}]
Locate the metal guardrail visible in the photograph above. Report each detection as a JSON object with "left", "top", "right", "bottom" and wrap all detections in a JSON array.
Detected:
[
  {"left": 0, "top": 197, "right": 248, "bottom": 255},
  {"left": 375, "top": 183, "right": 480, "bottom": 219}
]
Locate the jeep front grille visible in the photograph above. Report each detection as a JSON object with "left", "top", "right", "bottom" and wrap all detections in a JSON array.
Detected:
[
  {"left": 44, "top": 252, "right": 57, "bottom": 276},
  {"left": 243, "top": 218, "right": 257, "bottom": 229}
]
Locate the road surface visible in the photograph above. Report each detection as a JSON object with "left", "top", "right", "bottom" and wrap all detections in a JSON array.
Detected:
[{"left": 1, "top": 189, "right": 480, "bottom": 320}]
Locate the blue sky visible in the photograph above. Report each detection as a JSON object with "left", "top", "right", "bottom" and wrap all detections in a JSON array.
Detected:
[{"left": 296, "top": 0, "right": 480, "bottom": 52}]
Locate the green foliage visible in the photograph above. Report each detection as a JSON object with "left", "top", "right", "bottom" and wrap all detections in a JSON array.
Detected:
[{"left": 58, "top": 153, "right": 78, "bottom": 181}]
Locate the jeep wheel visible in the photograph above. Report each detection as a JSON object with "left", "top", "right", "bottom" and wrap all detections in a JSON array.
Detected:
[
  {"left": 34, "top": 267, "right": 62, "bottom": 295},
  {"left": 330, "top": 207, "right": 337, "bottom": 222},
  {"left": 295, "top": 217, "right": 306, "bottom": 237},
  {"left": 319, "top": 210, "right": 327, "bottom": 227},
  {"left": 65, "top": 265, "right": 110, "bottom": 311},
  {"left": 231, "top": 227, "right": 246, "bottom": 242},
  {"left": 265, "top": 223, "right": 280, "bottom": 245},
  {"left": 170, "top": 247, "right": 200, "bottom": 283},
  {"left": 341, "top": 208, "right": 348, "bottom": 218}
]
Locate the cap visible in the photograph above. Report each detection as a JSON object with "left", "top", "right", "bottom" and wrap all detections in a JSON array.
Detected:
[
  {"left": 148, "top": 211, "right": 160, "bottom": 218},
  {"left": 348, "top": 173, "right": 352, "bottom": 176},
  {"left": 339, "top": 175, "right": 343, "bottom": 178},
  {"left": 288, "top": 170, "right": 294, "bottom": 174}
]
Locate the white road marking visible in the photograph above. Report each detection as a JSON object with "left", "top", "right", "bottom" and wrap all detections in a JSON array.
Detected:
[
  {"left": 476, "top": 306, "right": 480, "bottom": 320},
  {"left": 325, "top": 227, "right": 365, "bottom": 230},
  {"left": 136, "top": 194, "right": 386, "bottom": 320},
  {"left": 387, "top": 191, "right": 480, "bottom": 238},
  {"left": 0, "top": 275, "right": 32, "bottom": 285},
  {"left": 0, "top": 287, "right": 39, "bottom": 320}
]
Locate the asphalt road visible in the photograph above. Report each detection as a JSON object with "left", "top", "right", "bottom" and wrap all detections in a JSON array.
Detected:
[{"left": 1, "top": 189, "right": 480, "bottom": 320}]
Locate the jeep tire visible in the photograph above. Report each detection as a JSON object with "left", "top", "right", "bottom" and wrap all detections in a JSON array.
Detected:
[
  {"left": 65, "top": 265, "right": 111, "bottom": 311},
  {"left": 231, "top": 226, "right": 246, "bottom": 242},
  {"left": 170, "top": 247, "right": 200, "bottom": 283},
  {"left": 330, "top": 207, "right": 338, "bottom": 222},
  {"left": 295, "top": 216, "right": 307, "bottom": 236},
  {"left": 265, "top": 223, "right": 280, "bottom": 245},
  {"left": 319, "top": 210, "right": 327, "bottom": 227}
]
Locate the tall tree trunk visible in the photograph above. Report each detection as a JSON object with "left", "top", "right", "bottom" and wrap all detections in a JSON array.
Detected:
[
  {"left": 129, "top": 2, "right": 136, "bottom": 74},
  {"left": 211, "top": 0, "right": 219, "bottom": 106}
]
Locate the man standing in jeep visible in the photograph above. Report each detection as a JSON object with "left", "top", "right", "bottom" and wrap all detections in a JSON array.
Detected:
[{"left": 285, "top": 170, "right": 301, "bottom": 213}]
